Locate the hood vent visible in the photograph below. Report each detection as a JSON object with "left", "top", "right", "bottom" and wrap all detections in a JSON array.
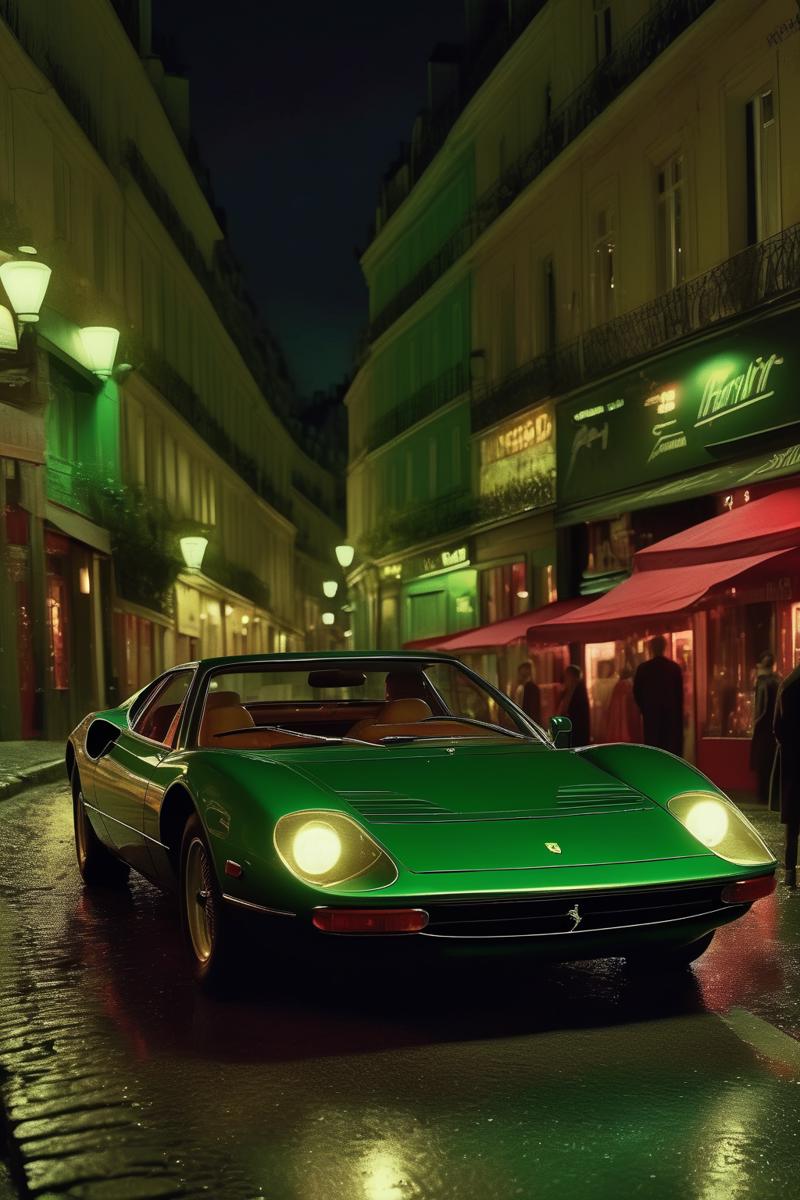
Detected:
[
  {"left": 341, "top": 791, "right": 454, "bottom": 822},
  {"left": 556, "top": 783, "right": 646, "bottom": 812}
]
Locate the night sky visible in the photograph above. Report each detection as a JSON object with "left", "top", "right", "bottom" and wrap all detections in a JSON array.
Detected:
[{"left": 154, "top": 0, "right": 465, "bottom": 397}]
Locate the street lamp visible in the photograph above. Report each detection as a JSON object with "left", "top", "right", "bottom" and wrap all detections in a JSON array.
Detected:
[
  {"left": 335, "top": 544, "right": 354, "bottom": 569},
  {"left": 180, "top": 536, "right": 208, "bottom": 572},
  {"left": 322, "top": 611, "right": 335, "bottom": 626},
  {"left": 322, "top": 580, "right": 338, "bottom": 599},
  {"left": 80, "top": 326, "right": 120, "bottom": 379},
  {"left": 0, "top": 258, "right": 52, "bottom": 323}
]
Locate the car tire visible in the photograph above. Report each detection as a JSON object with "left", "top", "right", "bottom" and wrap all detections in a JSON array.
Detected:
[
  {"left": 72, "top": 771, "right": 130, "bottom": 887},
  {"left": 179, "top": 813, "right": 240, "bottom": 991},
  {"left": 625, "top": 930, "right": 715, "bottom": 974}
]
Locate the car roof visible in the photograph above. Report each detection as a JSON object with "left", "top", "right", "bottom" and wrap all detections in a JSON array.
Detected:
[{"left": 177, "top": 650, "right": 460, "bottom": 671}]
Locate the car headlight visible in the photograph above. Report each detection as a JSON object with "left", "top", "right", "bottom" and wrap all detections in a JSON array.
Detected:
[
  {"left": 668, "top": 791, "right": 775, "bottom": 866},
  {"left": 274, "top": 811, "right": 398, "bottom": 890}
]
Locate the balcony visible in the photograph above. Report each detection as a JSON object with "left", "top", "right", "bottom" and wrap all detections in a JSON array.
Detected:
[
  {"left": 355, "top": 361, "right": 469, "bottom": 458},
  {"left": 369, "top": 0, "right": 716, "bottom": 343},
  {"left": 471, "top": 221, "right": 800, "bottom": 433}
]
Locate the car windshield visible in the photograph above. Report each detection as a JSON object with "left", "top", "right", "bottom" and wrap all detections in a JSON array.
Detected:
[{"left": 195, "top": 658, "right": 542, "bottom": 750}]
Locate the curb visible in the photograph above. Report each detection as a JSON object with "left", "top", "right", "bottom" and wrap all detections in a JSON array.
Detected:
[{"left": 0, "top": 760, "right": 65, "bottom": 803}]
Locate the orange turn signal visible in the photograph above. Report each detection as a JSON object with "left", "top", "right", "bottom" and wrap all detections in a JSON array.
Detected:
[
  {"left": 721, "top": 875, "right": 776, "bottom": 904},
  {"left": 312, "top": 908, "right": 429, "bottom": 934}
]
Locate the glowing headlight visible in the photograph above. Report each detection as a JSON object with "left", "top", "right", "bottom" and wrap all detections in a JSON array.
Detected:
[
  {"left": 274, "top": 810, "right": 398, "bottom": 891},
  {"left": 292, "top": 822, "right": 341, "bottom": 876},
  {"left": 668, "top": 791, "right": 775, "bottom": 866},
  {"left": 683, "top": 799, "right": 729, "bottom": 848}
]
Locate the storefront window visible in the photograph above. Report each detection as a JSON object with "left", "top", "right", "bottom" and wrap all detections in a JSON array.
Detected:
[
  {"left": 586, "top": 515, "right": 633, "bottom": 576},
  {"left": 584, "top": 631, "right": 693, "bottom": 751},
  {"left": 480, "top": 562, "right": 527, "bottom": 625},
  {"left": 705, "top": 602, "right": 775, "bottom": 737}
]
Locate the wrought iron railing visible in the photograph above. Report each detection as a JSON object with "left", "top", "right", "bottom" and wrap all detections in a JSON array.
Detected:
[
  {"left": 471, "top": 221, "right": 800, "bottom": 432},
  {"left": 355, "top": 361, "right": 469, "bottom": 458},
  {"left": 370, "top": 0, "right": 716, "bottom": 342}
]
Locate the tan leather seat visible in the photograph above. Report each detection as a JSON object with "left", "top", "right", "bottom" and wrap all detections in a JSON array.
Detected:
[
  {"left": 204, "top": 690, "right": 242, "bottom": 710},
  {"left": 350, "top": 697, "right": 432, "bottom": 742},
  {"left": 199, "top": 704, "right": 255, "bottom": 746}
]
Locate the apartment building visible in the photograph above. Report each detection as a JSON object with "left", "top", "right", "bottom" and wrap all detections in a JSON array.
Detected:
[
  {"left": 345, "top": 0, "right": 800, "bottom": 786},
  {"left": 0, "top": 0, "right": 342, "bottom": 739}
]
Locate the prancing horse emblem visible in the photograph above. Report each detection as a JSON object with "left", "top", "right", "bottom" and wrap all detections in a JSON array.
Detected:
[
  {"left": 545, "top": 842, "right": 561, "bottom": 854},
  {"left": 566, "top": 904, "right": 582, "bottom": 932}
]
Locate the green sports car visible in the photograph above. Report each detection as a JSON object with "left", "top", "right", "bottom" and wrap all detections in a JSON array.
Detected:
[{"left": 67, "top": 652, "right": 776, "bottom": 988}]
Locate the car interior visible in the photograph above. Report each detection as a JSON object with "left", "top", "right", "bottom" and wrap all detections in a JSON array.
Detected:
[{"left": 192, "top": 666, "right": 512, "bottom": 750}]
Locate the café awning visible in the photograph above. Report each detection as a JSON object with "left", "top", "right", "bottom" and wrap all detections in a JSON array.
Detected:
[
  {"left": 404, "top": 597, "right": 590, "bottom": 653},
  {"left": 636, "top": 486, "right": 800, "bottom": 569},
  {"left": 529, "top": 547, "right": 796, "bottom": 645}
]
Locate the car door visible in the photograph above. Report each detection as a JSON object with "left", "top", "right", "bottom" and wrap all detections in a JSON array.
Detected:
[{"left": 92, "top": 669, "right": 195, "bottom": 877}]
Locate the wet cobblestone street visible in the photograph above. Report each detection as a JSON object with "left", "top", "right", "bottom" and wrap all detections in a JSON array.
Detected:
[{"left": 1, "top": 781, "right": 800, "bottom": 1199}]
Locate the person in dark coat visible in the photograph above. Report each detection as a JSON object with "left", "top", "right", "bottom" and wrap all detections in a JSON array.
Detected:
[
  {"left": 772, "top": 662, "right": 800, "bottom": 888},
  {"left": 633, "top": 635, "right": 684, "bottom": 756},
  {"left": 750, "top": 652, "right": 780, "bottom": 806},
  {"left": 515, "top": 661, "right": 542, "bottom": 724},
  {"left": 558, "top": 664, "right": 590, "bottom": 747}
]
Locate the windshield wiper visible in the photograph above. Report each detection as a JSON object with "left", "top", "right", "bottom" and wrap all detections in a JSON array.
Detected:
[{"left": 255, "top": 725, "right": 385, "bottom": 749}]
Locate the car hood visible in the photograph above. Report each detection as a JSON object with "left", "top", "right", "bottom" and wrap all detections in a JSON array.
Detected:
[{"left": 283, "top": 741, "right": 709, "bottom": 873}]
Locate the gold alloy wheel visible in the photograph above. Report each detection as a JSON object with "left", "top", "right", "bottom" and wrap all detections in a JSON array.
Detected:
[{"left": 185, "top": 837, "right": 215, "bottom": 964}]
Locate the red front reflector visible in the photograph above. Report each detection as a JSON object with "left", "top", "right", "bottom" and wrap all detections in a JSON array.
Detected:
[
  {"left": 312, "top": 908, "right": 429, "bottom": 934},
  {"left": 721, "top": 875, "right": 776, "bottom": 904},
  {"left": 224, "top": 860, "right": 243, "bottom": 878}
]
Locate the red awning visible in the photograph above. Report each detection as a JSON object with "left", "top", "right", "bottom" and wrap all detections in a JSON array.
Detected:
[
  {"left": 637, "top": 486, "right": 800, "bottom": 569},
  {"left": 404, "top": 598, "right": 591, "bottom": 653},
  {"left": 529, "top": 548, "right": 796, "bottom": 644}
]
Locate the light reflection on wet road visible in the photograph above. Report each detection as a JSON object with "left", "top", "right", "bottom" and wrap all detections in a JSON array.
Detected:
[{"left": 1, "top": 783, "right": 799, "bottom": 1199}]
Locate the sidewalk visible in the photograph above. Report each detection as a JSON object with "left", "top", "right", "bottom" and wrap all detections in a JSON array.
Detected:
[{"left": 0, "top": 740, "right": 66, "bottom": 802}]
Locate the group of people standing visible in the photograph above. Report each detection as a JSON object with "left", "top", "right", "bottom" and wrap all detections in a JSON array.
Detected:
[
  {"left": 514, "top": 641, "right": 800, "bottom": 888},
  {"left": 515, "top": 635, "right": 684, "bottom": 755}
]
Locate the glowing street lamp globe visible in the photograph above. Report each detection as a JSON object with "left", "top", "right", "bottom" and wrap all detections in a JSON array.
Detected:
[
  {"left": 0, "top": 259, "right": 52, "bottom": 323},
  {"left": 180, "top": 536, "right": 208, "bottom": 572},
  {"left": 335, "top": 544, "right": 354, "bottom": 569},
  {"left": 0, "top": 305, "right": 16, "bottom": 351},
  {"left": 322, "top": 580, "right": 338, "bottom": 599},
  {"left": 321, "top": 612, "right": 335, "bottom": 626},
  {"left": 81, "top": 326, "right": 120, "bottom": 378}
]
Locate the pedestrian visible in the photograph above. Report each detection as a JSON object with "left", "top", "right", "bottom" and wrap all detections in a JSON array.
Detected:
[
  {"left": 515, "top": 661, "right": 542, "bottom": 724},
  {"left": 605, "top": 667, "right": 644, "bottom": 743},
  {"left": 750, "top": 652, "right": 780, "bottom": 805},
  {"left": 633, "top": 635, "right": 684, "bottom": 756},
  {"left": 772, "top": 661, "right": 800, "bottom": 888},
  {"left": 558, "top": 663, "right": 590, "bottom": 747}
]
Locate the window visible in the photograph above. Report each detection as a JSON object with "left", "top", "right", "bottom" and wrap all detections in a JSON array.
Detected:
[
  {"left": 705, "top": 602, "right": 775, "bottom": 737},
  {"left": 655, "top": 154, "right": 685, "bottom": 293},
  {"left": 746, "top": 87, "right": 779, "bottom": 244},
  {"left": 543, "top": 256, "right": 557, "bottom": 351},
  {"left": 594, "top": 0, "right": 612, "bottom": 63},
  {"left": 590, "top": 206, "right": 616, "bottom": 325},
  {"left": 480, "top": 562, "right": 528, "bottom": 625},
  {"left": 133, "top": 669, "right": 194, "bottom": 744},
  {"left": 498, "top": 274, "right": 516, "bottom": 377},
  {"left": 53, "top": 154, "right": 71, "bottom": 241},
  {"left": 92, "top": 194, "right": 106, "bottom": 292}
]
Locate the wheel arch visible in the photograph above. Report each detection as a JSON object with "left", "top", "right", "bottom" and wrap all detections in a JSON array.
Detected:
[
  {"left": 160, "top": 783, "right": 199, "bottom": 874},
  {"left": 65, "top": 740, "right": 76, "bottom": 785}
]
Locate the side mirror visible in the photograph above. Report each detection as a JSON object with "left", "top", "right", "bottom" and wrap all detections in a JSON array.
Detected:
[
  {"left": 548, "top": 715, "right": 572, "bottom": 749},
  {"left": 85, "top": 717, "right": 123, "bottom": 761}
]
